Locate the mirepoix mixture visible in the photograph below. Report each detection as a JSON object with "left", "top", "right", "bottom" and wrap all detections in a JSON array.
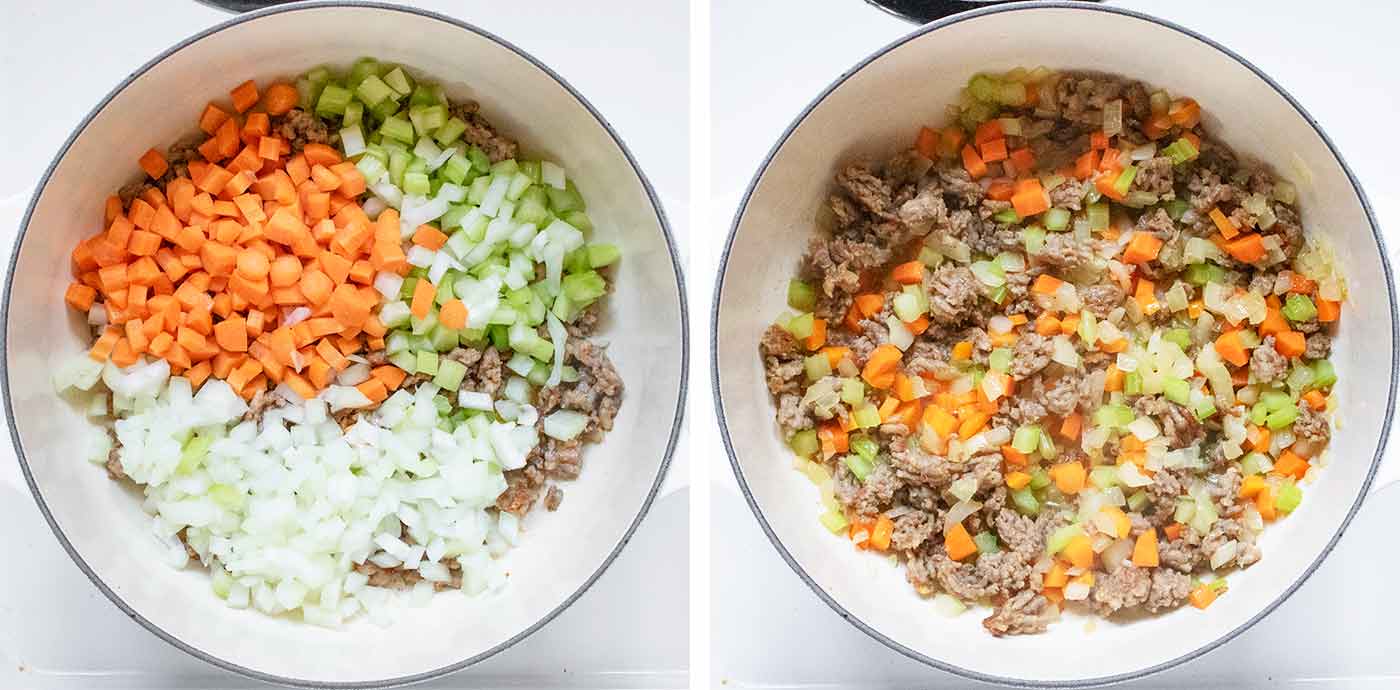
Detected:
[
  {"left": 759, "top": 68, "right": 1344, "bottom": 635},
  {"left": 54, "top": 59, "right": 623, "bottom": 626}
]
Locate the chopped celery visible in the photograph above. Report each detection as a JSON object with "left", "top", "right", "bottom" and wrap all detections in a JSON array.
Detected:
[
  {"left": 382, "top": 66, "right": 413, "bottom": 95},
  {"left": 1087, "top": 202, "right": 1110, "bottom": 230},
  {"left": 562, "top": 271, "right": 607, "bottom": 304},
  {"left": 790, "top": 430, "right": 819, "bottom": 458},
  {"left": 1029, "top": 466, "right": 1051, "bottom": 490},
  {"left": 408, "top": 104, "right": 448, "bottom": 136},
  {"left": 1250, "top": 402, "right": 1269, "bottom": 426},
  {"left": 379, "top": 115, "right": 416, "bottom": 144},
  {"left": 989, "top": 348, "right": 1013, "bottom": 372},
  {"left": 787, "top": 280, "right": 817, "bottom": 311},
  {"left": 355, "top": 74, "right": 397, "bottom": 106},
  {"left": 415, "top": 350, "right": 439, "bottom": 375},
  {"left": 1260, "top": 390, "right": 1292, "bottom": 411},
  {"left": 1282, "top": 294, "right": 1317, "bottom": 322},
  {"left": 587, "top": 244, "right": 621, "bottom": 268},
  {"left": 1023, "top": 225, "right": 1047, "bottom": 254},
  {"left": 342, "top": 101, "right": 363, "bottom": 128},
  {"left": 177, "top": 434, "right": 213, "bottom": 475},
  {"left": 850, "top": 435, "right": 879, "bottom": 463},
  {"left": 402, "top": 171, "right": 431, "bottom": 196},
  {"left": 1090, "top": 465, "right": 1119, "bottom": 489},
  {"left": 892, "top": 293, "right": 922, "bottom": 322},
  {"left": 1275, "top": 481, "right": 1303, "bottom": 513},
  {"left": 389, "top": 350, "right": 417, "bottom": 372},
  {"left": 1286, "top": 364, "right": 1316, "bottom": 393},
  {"left": 1162, "top": 137, "right": 1199, "bottom": 165},
  {"left": 547, "top": 183, "right": 586, "bottom": 213},
  {"left": 843, "top": 454, "right": 874, "bottom": 482},
  {"left": 1046, "top": 524, "right": 1085, "bottom": 555},
  {"left": 919, "top": 246, "right": 944, "bottom": 268},
  {"left": 1124, "top": 371, "right": 1143, "bottom": 396},
  {"left": 974, "top": 531, "right": 1000, "bottom": 554},
  {"left": 1011, "top": 487, "right": 1040, "bottom": 515},
  {"left": 562, "top": 210, "right": 593, "bottom": 234},
  {"left": 315, "top": 84, "right": 353, "bottom": 117},
  {"left": 1164, "top": 328, "right": 1192, "bottom": 351},
  {"left": 1093, "top": 403, "right": 1135, "bottom": 429},
  {"left": 852, "top": 403, "right": 881, "bottom": 429},
  {"left": 1113, "top": 166, "right": 1138, "bottom": 197},
  {"left": 435, "top": 117, "right": 469, "bottom": 147},
  {"left": 819, "top": 510, "right": 849, "bottom": 534},
  {"left": 1163, "top": 377, "right": 1190, "bottom": 405},
  {"left": 785, "top": 313, "right": 815, "bottom": 339},
  {"left": 379, "top": 301, "right": 411, "bottom": 328},
  {"left": 1240, "top": 452, "right": 1273, "bottom": 476},
  {"left": 1127, "top": 490, "right": 1149, "bottom": 512},
  {"left": 1043, "top": 207, "right": 1070, "bottom": 232},
  {"left": 1163, "top": 198, "right": 1190, "bottom": 220},
  {"left": 433, "top": 359, "right": 468, "bottom": 390},
  {"left": 841, "top": 378, "right": 864, "bottom": 406},
  {"left": 993, "top": 208, "right": 1020, "bottom": 224},
  {"left": 804, "top": 354, "right": 831, "bottom": 382},
  {"left": 1012, "top": 425, "right": 1041, "bottom": 454},
  {"left": 1312, "top": 359, "right": 1337, "bottom": 387},
  {"left": 1183, "top": 262, "right": 1226, "bottom": 286},
  {"left": 1265, "top": 404, "right": 1299, "bottom": 430}
]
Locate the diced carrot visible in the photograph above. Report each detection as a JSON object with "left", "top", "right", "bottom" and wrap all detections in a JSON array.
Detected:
[
  {"left": 957, "top": 410, "right": 990, "bottom": 439},
  {"left": 1273, "top": 449, "right": 1310, "bottom": 480},
  {"left": 268, "top": 254, "right": 302, "bottom": 288},
  {"left": 311, "top": 338, "right": 347, "bottom": 371},
  {"left": 198, "top": 242, "right": 238, "bottom": 277},
  {"left": 1302, "top": 389, "right": 1327, "bottom": 411},
  {"left": 229, "top": 79, "right": 259, "bottom": 113},
  {"left": 1005, "top": 469, "right": 1032, "bottom": 490},
  {"left": 302, "top": 143, "right": 342, "bottom": 167},
  {"left": 329, "top": 283, "right": 372, "bottom": 327},
  {"left": 922, "top": 405, "right": 958, "bottom": 439},
  {"left": 318, "top": 250, "right": 352, "bottom": 285},
  {"left": 411, "top": 224, "right": 449, "bottom": 251},
  {"left": 213, "top": 316, "right": 249, "bottom": 352},
  {"left": 198, "top": 103, "right": 230, "bottom": 135},
  {"left": 1123, "top": 232, "right": 1164, "bottom": 265},
  {"left": 1050, "top": 461, "right": 1086, "bottom": 495},
  {"left": 860, "top": 344, "right": 902, "bottom": 390},
  {"left": 109, "top": 337, "right": 139, "bottom": 367},
  {"left": 261, "top": 82, "right": 299, "bottom": 116},
  {"left": 1010, "top": 180, "right": 1049, "bottom": 217},
  {"left": 410, "top": 279, "right": 435, "bottom": 319},
  {"left": 235, "top": 248, "right": 270, "bottom": 280},
  {"left": 978, "top": 137, "right": 1008, "bottom": 163},
  {"left": 961, "top": 144, "right": 987, "bottom": 180},
  {"left": 98, "top": 263, "right": 130, "bottom": 293},
  {"left": 310, "top": 164, "right": 342, "bottom": 193},
  {"left": 1214, "top": 330, "right": 1248, "bottom": 367},
  {"left": 1275, "top": 330, "right": 1306, "bottom": 358},
  {"left": 1189, "top": 585, "right": 1219, "bottom": 610},
  {"left": 294, "top": 267, "right": 331, "bottom": 306},
  {"left": 1060, "top": 413, "right": 1083, "bottom": 441},
  {"left": 347, "top": 259, "right": 375, "bottom": 285},
  {"left": 1062, "top": 534, "right": 1094, "bottom": 570},
  {"left": 356, "top": 377, "right": 389, "bottom": 403},
  {"left": 890, "top": 260, "right": 924, "bottom": 285},
  {"left": 914, "top": 126, "right": 939, "bottom": 159},
  {"left": 439, "top": 298, "right": 469, "bottom": 330},
  {"left": 1207, "top": 207, "right": 1239, "bottom": 240},
  {"left": 944, "top": 523, "right": 978, "bottom": 562},
  {"left": 1258, "top": 306, "right": 1289, "bottom": 337},
  {"left": 138, "top": 148, "right": 168, "bottom": 179},
  {"left": 986, "top": 179, "right": 1015, "bottom": 201},
  {"left": 1316, "top": 298, "right": 1340, "bottom": 323},
  {"left": 804, "top": 317, "right": 827, "bottom": 350},
  {"left": 65, "top": 283, "right": 97, "bottom": 311},
  {"left": 1032, "top": 274, "right": 1064, "bottom": 295},
  {"left": 1224, "top": 233, "right": 1265, "bottom": 263},
  {"left": 1130, "top": 528, "right": 1160, "bottom": 567}
]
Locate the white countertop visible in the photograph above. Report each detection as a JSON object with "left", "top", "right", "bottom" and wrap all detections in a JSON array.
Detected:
[
  {"left": 0, "top": 0, "right": 688, "bottom": 687},
  {"left": 702, "top": 0, "right": 1400, "bottom": 687}
]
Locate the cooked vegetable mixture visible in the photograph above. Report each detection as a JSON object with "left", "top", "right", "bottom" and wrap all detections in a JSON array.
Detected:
[
  {"left": 760, "top": 69, "right": 1343, "bottom": 635},
  {"left": 55, "top": 59, "right": 623, "bottom": 626}
]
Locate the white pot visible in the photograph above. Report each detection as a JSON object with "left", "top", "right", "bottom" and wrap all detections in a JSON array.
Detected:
[
  {"left": 713, "top": 3, "right": 1394, "bottom": 685},
  {"left": 2, "top": 2, "right": 686, "bottom": 686}
]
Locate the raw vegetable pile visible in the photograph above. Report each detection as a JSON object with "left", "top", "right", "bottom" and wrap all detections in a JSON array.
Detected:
[
  {"left": 56, "top": 59, "right": 624, "bottom": 626},
  {"left": 760, "top": 68, "right": 1342, "bottom": 635}
]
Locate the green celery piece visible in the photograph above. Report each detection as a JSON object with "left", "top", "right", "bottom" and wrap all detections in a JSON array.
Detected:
[
  {"left": 789, "top": 430, "right": 819, "bottom": 459},
  {"left": 399, "top": 276, "right": 419, "bottom": 301},
  {"left": 1312, "top": 359, "right": 1337, "bottom": 387},
  {"left": 1163, "top": 198, "right": 1190, "bottom": 220},
  {"left": 428, "top": 325, "right": 458, "bottom": 352},
  {"left": 388, "top": 149, "right": 412, "bottom": 187},
  {"left": 1043, "top": 207, "right": 1070, "bottom": 232},
  {"left": 1164, "top": 328, "right": 1192, "bottom": 351},
  {"left": 993, "top": 208, "right": 1020, "bottom": 224},
  {"left": 1029, "top": 466, "right": 1051, "bottom": 490},
  {"left": 415, "top": 350, "right": 440, "bottom": 375},
  {"left": 989, "top": 348, "right": 1013, "bottom": 372},
  {"left": 467, "top": 175, "right": 492, "bottom": 205},
  {"left": 402, "top": 171, "right": 431, "bottom": 196},
  {"left": 467, "top": 146, "right": 491, "bottom": 172},
  {"left": 520, "top": 161, "right": 542, "bottom": 183},
  {"left": 385, "top": 331, "right": 411, "bottom": 354},
  {"left": 1163, "top": 377, "right": 1190, "bottom": 405},
  {"left": 342, "top": 101, "right": 364, "bottom": 128},
  {"left": 435, "top": 117, "right": 468, "bottom": 147},
  {"left": 587, "top": 243, "right": 621, "bottom": 268},
  {"left": 1266, "top": 404, "right": 1299, "bottom": 430},
  {"left": 355, "top": 74, "right": 397, "bottom": 107},
  {"left": 487, "top": 325, "right": 510, "bottom": 351},
  {"left": 1023, "top": 225, "right": 1046, "bottom": 254},
  {"left": 787, "top": 280, "right": 817, "bottom": 311},
  {"left": 1012, "top": 425, "right": 1040, "bottom": 454},
  {"left": 315, "top": 84, "right": 353, "bottom": 117},
  {"left": 560, "top": 211, "right": 592, "bottom": 235},
  {"left": 546, "top": 183, "right": 585, "bottom": 213},
  {"left": 564, "top": 247, "right": 591, "bottom": 275},
  {"left": 347, "top": 57, "right": 380, "bottom": 88},
  {"left": 843, "top": 454, "right": 874, "bottom": 482},
  {"left": 379, "top": 115, "right": 415, "bottom": 144},
  {"left": 433, "top": 359, "right": 469, "bottom": 390},
  {"left": 491, "top": 159, "right": 520, "bottom": 176},
  {"left": 440, "top": 153, "right": 472, "bottom": 185},
  {"left": 177, "top": 434, "right": 213, "bottom": 475},
  {"left": 409, "top": 104, "right": 448, "bottom": 136},
  {"left": 562, "top": 271, "right": 607, "bottom": 303},
  {"left": 389, "top": 350, "right": 417, "bottom": 373},
  {"left": 369, "top": 97, "right": 399, "bottom": 122},
  {"left": 1124, "top": 371, "right": 1143, "bottom": 395},
  {"left": 382, "top": 66, "right": 413, "bottom": 95},
  {"left": 850, "top": 435, "right": 878, "bottom": 462},
  {"left": 974, "top": 531, "right": 1000, "bottom": 554},
  {"left": 1011, "top": 487, "right": 1040, "bottom": 515},
  {"left": 1086, "top": 202, "right": 1110, "bottom": 230},
  {"left": 1183, "top": 262, "right": 1225, "bottom": 286},
  {"left": 1275, "top": 481, "right": 1303, "bottom": 513},
  {"left": 408, "top": 84, "right": 439, "bottom": 108},
  {"left": 819, "top": 510, "right": 849, "bottom": 534},
  {"left": 1282, "top": 294, "right": 1318, "bottom": 322},
  {"left": 507, "top": 172, "right": 534, "bottom": 201},
  {"left": 1113, "top": 166, "right": 1138, "bottom": 196}
]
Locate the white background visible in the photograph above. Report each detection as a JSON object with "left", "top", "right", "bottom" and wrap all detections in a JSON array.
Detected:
[
  {"left": 701, "top": 0, "right": 1400, "bottom": 688},
  {"left": 0, "top": 0, "right": 688, "bottom": 688}
]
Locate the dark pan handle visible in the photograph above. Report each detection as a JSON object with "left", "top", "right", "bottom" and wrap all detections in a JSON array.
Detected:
[
  {"left": 864, "top": 0, "right": 1102, "bottom": 24},
  {"left": 193, "top": 0, "right": 298, "bottom": 13}
]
